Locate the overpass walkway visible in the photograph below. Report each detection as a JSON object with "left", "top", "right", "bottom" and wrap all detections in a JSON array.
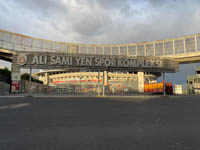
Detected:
[{"left": 1, "top": 29, "right": 200, "bottom": 63}]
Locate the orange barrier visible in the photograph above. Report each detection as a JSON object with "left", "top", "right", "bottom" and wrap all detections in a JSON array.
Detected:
[{"left": 144, "top": 82, "right": 173, "bottom": 94}]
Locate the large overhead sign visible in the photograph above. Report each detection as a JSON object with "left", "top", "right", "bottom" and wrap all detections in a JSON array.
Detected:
[{"left": 13, "top": 52, "right": 179, "bottom": 72}]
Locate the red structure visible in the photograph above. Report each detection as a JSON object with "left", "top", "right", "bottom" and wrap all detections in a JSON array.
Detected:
[{"left": 144, "top": 82, "right": 173, "bottom": 94}]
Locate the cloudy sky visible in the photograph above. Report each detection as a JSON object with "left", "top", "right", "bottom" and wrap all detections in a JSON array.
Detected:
[{"left": 0, "top": 0, "right": 200, "bottom": 84}]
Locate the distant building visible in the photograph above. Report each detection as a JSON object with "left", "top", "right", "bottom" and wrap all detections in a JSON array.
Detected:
[
  {"left": 33, "top": 70, "right": 160, "bottom": 94},
  {"left": 187, "top": 66, "right": 200, "bottom": 94}
]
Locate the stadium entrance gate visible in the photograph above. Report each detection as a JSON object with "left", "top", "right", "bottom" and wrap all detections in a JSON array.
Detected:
[{"left": 11, "top": 52, "right": 179, "bottom": 95}]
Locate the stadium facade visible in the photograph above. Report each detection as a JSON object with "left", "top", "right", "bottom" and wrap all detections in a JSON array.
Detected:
[
  {"left": 5, "top": 29, "right": 200, "bottom": 94},
  {"left": 33, "top": 70, "right": 160, "bottom": 94}
]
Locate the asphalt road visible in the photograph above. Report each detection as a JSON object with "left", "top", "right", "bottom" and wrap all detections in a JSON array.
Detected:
[{"left": 0, "top": 95, "right": 200, "bottom": 150}]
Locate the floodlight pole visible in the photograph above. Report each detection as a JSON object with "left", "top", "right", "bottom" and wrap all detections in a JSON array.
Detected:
[{"left": 163, "top": 72, "right": 166, "bottom": 96}]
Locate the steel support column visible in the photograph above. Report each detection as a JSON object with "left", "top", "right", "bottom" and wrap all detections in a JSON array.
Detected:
[
  {"left": 97, "top": 71, "right": 100, "bottom": 96},
  {"left": 29, "top": 67, "right": 32, "bottom": 95}
]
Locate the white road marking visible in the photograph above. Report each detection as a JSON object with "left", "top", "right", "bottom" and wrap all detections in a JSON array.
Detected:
[
  {"left": 0, "top": 103, "right": 30, "bottom": 110},
  {"left": 0, "top": 96, "right": 24, "bottom": 98}
]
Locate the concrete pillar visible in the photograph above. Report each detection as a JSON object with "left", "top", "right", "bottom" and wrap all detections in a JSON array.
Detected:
[
  {"left": 172, "top": 40, "right": 175, "bottom": 55},
  {"left": 103, "top": 71, "right": 105, "bottom": 96},
  {"left": 80, "top": 72, "right": 82, "bottom": 93},
  {"left": 29, "top": 68, "right": 32, "bottom": 95},
  {"left": 97, "top": 71, "right": 100, "bottom": 96},
  {"left": 44, "top": 72, "right": 50, "bottom": 93},
  {"left": 104, "top": 71, "right": 108, "bottom": 86},
  {"left": 11, "top": 62, "right": 21, "bottom": 93},
  {"left": 153, "top": 42, "right": 156, "bottom": 56},
  {"left": 138, "top": 72, "right": 144, "bottom": 93},
  {"left": 195, "top": 36, "right": 198, "bottom": 52},
  {"left": 44, "top": 73, "right": 48, "bottom": 85},
  {"left": 163, "top": 72, "right": 166, "bottom": 96}
]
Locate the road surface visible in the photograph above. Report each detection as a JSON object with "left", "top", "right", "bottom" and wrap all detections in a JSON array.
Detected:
[{"left": 0, "top": 95, "right": 199, "bottom": 150}]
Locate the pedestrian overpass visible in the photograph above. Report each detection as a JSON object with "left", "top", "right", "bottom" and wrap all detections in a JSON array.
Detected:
[
  {"left": 0, "top": 29, "right": 199, "bottom": 93},
  {"left": 1, "top": 29, "right": 200, "bottom": 64}
]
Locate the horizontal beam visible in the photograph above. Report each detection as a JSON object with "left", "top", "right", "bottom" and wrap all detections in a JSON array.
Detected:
[
  {"left": 176, "top": 57, "right": 200, "bottom": 64},
  {"left": 0, "top": 55, "right": 12, "bottom": 62}
]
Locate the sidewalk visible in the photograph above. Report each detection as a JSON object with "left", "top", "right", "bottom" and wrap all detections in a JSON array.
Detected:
[
  {"left": 0, "top": 93, "right": 166, "bottom": 98},
  {"left": 0, "top": 93, "right": 197, "bottom": 98},
  {"left": 0, "top": 93, "right": 89, "bottom": 98}
]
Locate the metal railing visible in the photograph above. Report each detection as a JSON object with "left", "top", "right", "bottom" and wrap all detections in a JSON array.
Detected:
[
  {"left": 1, "top": 29, "right": 200, "bottom": 58},
  {"left": 0, "top": 82, "right": 10, "bottom": 95}
]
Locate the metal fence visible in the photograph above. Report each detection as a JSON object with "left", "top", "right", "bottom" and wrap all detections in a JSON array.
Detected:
[
  {"left": 20, "top": 81, "right": 139, "bottom": 95},
  {"left": 0, "top": 82, "right": 10, "bottom": 95},
  {"left": 173, "top": 85, "right": 188, "bottom": 95},
  {"left": 1, "top": 29, "right": 200, "bottom": 57},
  {"left": 48, "top": 85, "right": 98, "bottom": 95},
  {"left": 16, "top": 80, "right": 200, "bottom": 96}
]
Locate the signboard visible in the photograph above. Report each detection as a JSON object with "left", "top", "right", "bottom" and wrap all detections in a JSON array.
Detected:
[
  {"left": 29, "top": 55, "right": 163, "bottom": 68},
  {"left": 11, "top": 81, "right": 20, "bottom": 93},
  {"left": 17, "top": 53, "right": 27, "bottom": 65},
  {"left": 12, "top": 72, "right": 21, "bottom": 81},
  {"left": 13, "top": 52, "right": 179, "bottom": 72}
]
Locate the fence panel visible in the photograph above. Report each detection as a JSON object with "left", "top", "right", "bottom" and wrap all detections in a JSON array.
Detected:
[{"left": 0, "top": 82, "right": 10, "bottom": 95}]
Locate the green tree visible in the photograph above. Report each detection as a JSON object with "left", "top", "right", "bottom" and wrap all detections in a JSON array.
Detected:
[
  {"left": 0, "top": 67, "right": 11, "bottom": 84},
  {"left": 0, "top": 67, "right": 11, "bottom": 76},
  {"left": 21, "top": 73, "right": 43, "bottom": 84}
]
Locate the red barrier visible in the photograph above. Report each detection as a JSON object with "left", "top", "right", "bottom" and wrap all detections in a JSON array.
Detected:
[{"left": 144, "top": 82, "right": 173, "bottom": 94}]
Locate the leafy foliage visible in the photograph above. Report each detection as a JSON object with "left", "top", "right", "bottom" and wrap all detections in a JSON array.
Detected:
[
  {"left": 0, "top": 67, "right": 11, "bottom": 84},
  {"left": 0, "top": 67, "right": 11, "bottom": 77},
  {"left": 21, "top": 73, "right": 43, "bottom": 84}
]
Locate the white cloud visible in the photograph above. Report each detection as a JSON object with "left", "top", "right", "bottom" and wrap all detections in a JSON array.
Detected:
[
  {"left": 0, "top": 0, "right": 200, "bottom": 83},
  {"left": 1, "top": 0, "right": 200, "bottom": 44}
]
